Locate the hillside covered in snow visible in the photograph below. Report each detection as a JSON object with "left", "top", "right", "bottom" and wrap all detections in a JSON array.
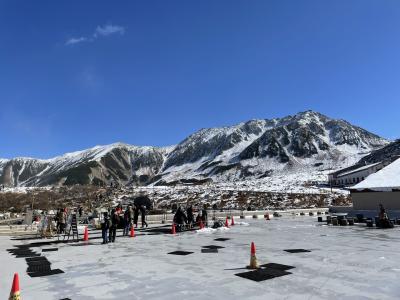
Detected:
[{"left": 0, "top": 111, "right": 389, "bottom": 188}]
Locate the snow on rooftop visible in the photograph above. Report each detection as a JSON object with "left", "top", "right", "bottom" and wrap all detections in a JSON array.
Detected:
[
  {"left": 353, "top": 158, "right": 400, "bottom": 191},
  {"left": 337, "top": 162, "right": 381, "bottom": 177}
]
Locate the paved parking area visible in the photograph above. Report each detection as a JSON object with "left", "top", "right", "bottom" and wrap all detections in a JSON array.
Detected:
[{"left": 1, "top": 216, "right": 400, "bottom": 299}]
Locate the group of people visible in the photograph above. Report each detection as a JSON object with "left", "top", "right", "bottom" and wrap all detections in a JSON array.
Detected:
[
  {"left": 173, "top": 205, "right": 208, "bottom": 232},
  {"left": 101, "top": 203, "right": 148, "bottom": 244}
]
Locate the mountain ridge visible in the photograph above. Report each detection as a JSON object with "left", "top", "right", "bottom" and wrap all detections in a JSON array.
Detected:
[{"left": 0, "top": 111, "right": 390, "bottom": 187}]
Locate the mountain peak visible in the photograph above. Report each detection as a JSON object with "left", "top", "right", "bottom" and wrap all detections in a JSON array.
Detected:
[{"left": 0, "top": 112, "right": 389, "bottom": 187}]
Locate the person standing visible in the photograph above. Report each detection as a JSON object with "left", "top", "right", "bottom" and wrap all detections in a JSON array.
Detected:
[
  {"left": 173, "top": 206, "right": 188, "bottom": 232},
  {"left": 116, "top": 204, "right": 123, "bottom": 215},
  {"left": 123, "top": 205, "right": 133, "bottom": 236},
  {"left": 109, "top": 209, "right": 119, "bottom": 243},
  {"left": 56, "top": 208, "right": 62, "bottom": 234},
  {"left": 101, "top": 212, "right": 110, "bottom": 244},
  {"left": 202, "top": 205, "right": 208, "bottom": 226},
  {"left": 186, "top": 205, "right": 194, "bottom": 228},
  {"left": 58, "top": 208, "right": 67, "bottom": 234},
  {"left": 140, "top": 205, "right": 148, "bottom": 228},
  {"left": 78, "top": 206, "right": 83, "bottom": 218},
  {"left": 195, "top": 211, "right": 202, "bottom": 227},
  {"left": 133, "top": 204, "right": 139, "bottom": 228}
]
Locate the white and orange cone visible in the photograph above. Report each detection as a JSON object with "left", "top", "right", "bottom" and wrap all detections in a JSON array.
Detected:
[
  {"left": 248, "top": 242, "right": 260, "bottom": 269},
  {"left": 9, "top": 273, "right": 20, "bottom": 300},
  {"left": 225, "top": 216, "right": 229, "bottom": 228},
  {"left": 171, "top": 223, "right": 176, "bottom": 234}
]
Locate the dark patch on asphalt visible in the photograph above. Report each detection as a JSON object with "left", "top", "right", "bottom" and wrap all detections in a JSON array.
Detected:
[
  {"left": 42, "top": 248, "right": 58, "bottom": 252},
  {"left": 27, "top": 269, "right": 64, "bottom": 277},
  {"left": 260, "top": 263, "right": 295, "bottom": 271},
  {"left": 168, "top": 251, "right": 194, "bottom": 256},
  {"left": 235, "top": 268, "right": 292, "bottom": 282},
  {"left": 202, "top": 245, "right": 225, "bottom": 249},
  {"left": 284, "top": 249, "right": 311, "bottom": 253},
  {"left": 201, "top": 248, "right": 218, "bottom": 253},
  {"left": 214, "top": 238, "right": 231, "bottom": 242}
]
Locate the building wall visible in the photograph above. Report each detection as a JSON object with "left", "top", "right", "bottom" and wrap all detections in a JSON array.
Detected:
[
  {"left": 335, "top": 168, "right": 376, "bottom": 186},
  {"left": 330, "top": 164, "right": 383, "bottom": 186},
  {"left": 352, "top": 191, "right": 400, "bottom": 210}
]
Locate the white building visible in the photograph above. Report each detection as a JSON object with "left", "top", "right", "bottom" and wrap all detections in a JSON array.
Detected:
[
  {"left": 328, "top": 162, "right": 385, "bottom": 187},
  {"left": 350, "top": 158, "right": 400, "bottom": 210}
]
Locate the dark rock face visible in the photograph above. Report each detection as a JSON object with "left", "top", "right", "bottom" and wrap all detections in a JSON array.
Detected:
[
  {"left": 0, "top": 111, "right": 389, "bottom": 187},
  {"left": 239, "top": 127, "right": 290, "bottom": 163},
  {"left": 358, "top": 140, "right": 400, "bottom": 165}
]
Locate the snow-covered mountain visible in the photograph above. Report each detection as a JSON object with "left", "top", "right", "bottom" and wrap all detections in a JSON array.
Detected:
[
  {"left": 159, "top": 111, "right": 388, "bottom": 183},
  {"left": 0, "top": 111, "right": 389, "bottom": 187},
  {"left": 0, "top": 144, "right": 170, "bottom": 187}
]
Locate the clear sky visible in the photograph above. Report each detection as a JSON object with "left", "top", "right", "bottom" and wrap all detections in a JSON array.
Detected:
[{"left": 1, "top": 0, "right": 400, "bottom": 159}]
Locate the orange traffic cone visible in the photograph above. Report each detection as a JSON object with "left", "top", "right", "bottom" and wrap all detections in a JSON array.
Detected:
[
  {"left": 83, "top": 226, "right": 89, "bottom": 241},
  {"left": 171, "top": 223, "right": 176, "bottom": 234},
  {"left": 265, "top": 213, "right": 270, "bottom": 220},
  {"left": 130, "top": 226, "right": 135, "bottom": 238},
  {"left": 225, "top": 216, "right": 229, "bottom": 228},
  {"left": 231, "top": 215, "right": 235, "bottom": 226},
  {"left": 9, "top": 273, "right": 20, "bottom": 300},
  {"left": 248, "top": 242, "right": 259, "bottom": 269}
]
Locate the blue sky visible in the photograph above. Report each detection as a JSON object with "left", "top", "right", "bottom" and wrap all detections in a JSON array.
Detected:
[{"left": 1, "top": 0, "right": 400, "bottom": 159}]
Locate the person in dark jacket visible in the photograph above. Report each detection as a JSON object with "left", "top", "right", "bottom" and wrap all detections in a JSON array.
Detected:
[
  {"left": 56, "top": 208, "right": 67, "bottom": 234},
  {"left": 195, "top": 212, "right": 202, "bottom": 227},
  {"left": 123, "top": 205, "right": 133, "bottom": 236},
  {"left": 173, "top": 207, "right": 188, "bottom": 232},
  {"left": 133, "top": 205, "right": 139, "bottom": 228},
  {"left": 101, "top": 212, "right": 110, "bottom": 244},
  {"left": 140, "top": 205, "right": 148, "bottom": 228},
  {"left": 201, "top": 205, "right": 208, "bottom": 226},
  {"left": 109, "top": 209, "right": 119, "bottom": 242},
  {"left": 186, "top": 205, "right": 194, "bottom": 228}
]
